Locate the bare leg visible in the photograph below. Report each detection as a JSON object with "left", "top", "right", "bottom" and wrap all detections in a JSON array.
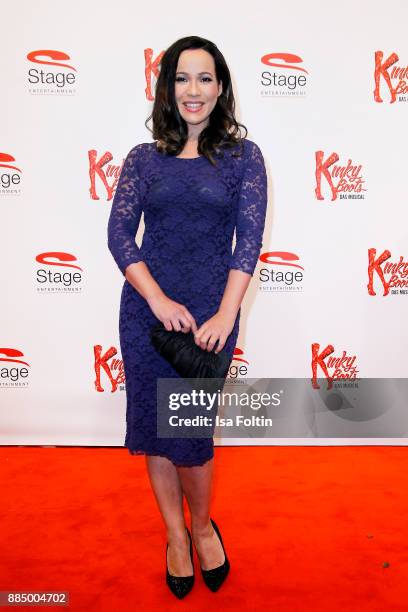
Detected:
[
  {"left": 177, "top": 458, "right": 225, "bottom": 570},
  {"left": 145, "top": 454, "right": 193, "bottom": 576}
]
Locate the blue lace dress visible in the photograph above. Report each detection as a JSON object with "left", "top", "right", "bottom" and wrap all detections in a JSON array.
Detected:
[{"left": 107, "top": 138, "right": 268, "bottom": 466}]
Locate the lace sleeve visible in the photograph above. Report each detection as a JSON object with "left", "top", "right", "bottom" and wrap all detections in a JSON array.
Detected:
[
  {"left": 229, "top": 140, "right": 268, "bottom": 276},
  {"left": 107, "top": 145, "right": 145, "bottom": 276}
]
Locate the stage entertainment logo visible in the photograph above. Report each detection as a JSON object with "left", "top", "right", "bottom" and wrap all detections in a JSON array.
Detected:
[
  {"left": 311, "top": 343, "right": 359, "bottom": 390},
  {"left": 94, "top": 345, "right": 125, "bottom": 393},
  {"left": 35, "top": 252, "right": 83, "bottom": 293},
  {"left": 0, "top": 348, "right": 30, "bottom": 388},
  {"left": 373, "top": 50, "right": 408, "bottom": 104},
  {"left": 260, "top": 52, "right": 309, "bottom": 97},
  {"left": 229, "top": 347, "right": 249, "bottom": 380},
  {"left": 89, "top": 149, "right": 124, "bottom": 201},
  {"left": 27, "top": 49, "right": 77, "bottom": 95},
  {"left": 367, "top": 248, "right": 408, "bottom": 296},
  {"left": 314, "top": 150, "right": 366, "bottom": 201},
  {"left": 0, "top": 153, "right": 22, "bottom": 196},
  {"left": 258, "top": 251, "right": 304, "bottom": 292}
]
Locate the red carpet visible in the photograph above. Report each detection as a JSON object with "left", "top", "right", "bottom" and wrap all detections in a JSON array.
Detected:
[{"left": 1, "top": 446, "right": 407, "bottom": 611}]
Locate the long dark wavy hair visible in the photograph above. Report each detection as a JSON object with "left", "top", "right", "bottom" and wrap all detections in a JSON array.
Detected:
[{"left": 144, "top": 36, "right": 248, "bottom": 166}]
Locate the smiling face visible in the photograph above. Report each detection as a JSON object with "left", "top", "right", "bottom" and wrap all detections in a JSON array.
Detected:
[{"left": 174, "top": 48, "right": 223, "bottom": 140}]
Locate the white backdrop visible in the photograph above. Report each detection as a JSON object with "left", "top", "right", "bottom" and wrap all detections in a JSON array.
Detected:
[{"left": 1, "top": 0, "right": 407, "bottom": 447}]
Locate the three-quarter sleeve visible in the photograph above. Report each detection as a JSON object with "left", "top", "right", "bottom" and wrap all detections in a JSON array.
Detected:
[
  {"left": 229, "top": 140, "right": 268, "bottom": 276},
  {"left": 107, "top": 145, "right": 145, "bottom": 276}
]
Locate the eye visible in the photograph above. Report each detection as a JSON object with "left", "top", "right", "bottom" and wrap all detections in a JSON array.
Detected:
[{"left": 175, "top": 76, "right": 213, "bottom": 82}]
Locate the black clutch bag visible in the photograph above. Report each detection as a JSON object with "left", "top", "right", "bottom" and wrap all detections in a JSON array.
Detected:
[{"left": 150, "top": 323, "right": 231, "bottom": 380}]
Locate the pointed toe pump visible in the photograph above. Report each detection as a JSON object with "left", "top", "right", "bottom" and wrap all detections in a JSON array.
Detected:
[
  {"left": 166, "top": 527, "right": 195, "bottom": 599},
  {"left": 200, "top": 518, "right": 230, "bottom": 592}
]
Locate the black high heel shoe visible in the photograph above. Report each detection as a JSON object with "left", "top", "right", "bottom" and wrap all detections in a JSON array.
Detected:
[
  {"left": 200, "top": 518, "right": 230, "bottom": 592},
  {"left": 166, "top": 527, "right": 195, "bottom": 599}
]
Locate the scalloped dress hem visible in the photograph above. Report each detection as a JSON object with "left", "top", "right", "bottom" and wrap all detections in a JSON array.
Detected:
[{"left": 125, "top": 445, "right": 214, "bottom": 467}]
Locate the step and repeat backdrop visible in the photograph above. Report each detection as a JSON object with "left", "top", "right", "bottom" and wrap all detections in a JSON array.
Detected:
[{"left": 1, "top": 0, "right": 407, "bottom": 447}]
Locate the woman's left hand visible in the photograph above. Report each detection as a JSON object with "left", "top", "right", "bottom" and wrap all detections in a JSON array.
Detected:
[{"left": 194, "top": 309, "right": 237, "bottom": 354}]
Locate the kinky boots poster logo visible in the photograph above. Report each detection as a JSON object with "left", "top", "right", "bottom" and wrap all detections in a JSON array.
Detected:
[
  {"left": 0, "top": 152, "right": 22, "bottom": 196},
  {"left": 93, "top": 343, "right": 246, "bottom": 392},
  {"left": 88, "top": 149, "right": 124, "bottom": 201},
  {"left": 145, "top": 47, "right": 165, "bottom": 101},
  {"left": 94, "top": 345, "right": 125, "bottom": 393},
  {"left": 311, "top": 343, "right": 359, "bottom": 390},
  {"left": 26, "top": 50, "right": 77, "bottom": 95},
  {"left": 367, "top": 248, "right": 408, "bottom": 296},
  {"left": 314, "top": 151, "right": 366, "bottom": 201},
  {"left": 374, "top": 50, "right": 408, "bottom": 104}
]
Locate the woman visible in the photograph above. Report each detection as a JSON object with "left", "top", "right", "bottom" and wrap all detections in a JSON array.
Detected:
[{"left": 107, "top": 35, "right": 268, "bottom": 599}]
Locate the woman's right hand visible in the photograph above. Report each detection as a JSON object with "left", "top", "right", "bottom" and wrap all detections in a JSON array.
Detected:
[{"left": 147, "top": 293, "right": 197, "bottom": 333}]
